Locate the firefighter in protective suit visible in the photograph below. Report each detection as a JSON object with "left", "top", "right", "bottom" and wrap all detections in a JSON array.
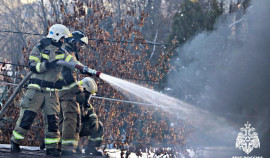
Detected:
[
  {"left": 77, "top": 77, "right": 104, "bottom": 156},
  {"left": 10, "top": 24, "right": 75, "bottom": 156},
  {"left": 58, "top": 31, "right": 88, "bottom": 156}
]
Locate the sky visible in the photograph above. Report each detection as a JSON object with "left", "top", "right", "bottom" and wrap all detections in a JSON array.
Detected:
[{"left": 21, "top": 0, "right": 36, "bottom": 4}]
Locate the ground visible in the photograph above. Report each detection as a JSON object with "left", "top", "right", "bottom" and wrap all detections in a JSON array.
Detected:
[
  {"left": 0, "top": 144, "right": 167, "bottom": 158},
  {"left": 0, "top": 144, "right": 104, "bottom": 158}
]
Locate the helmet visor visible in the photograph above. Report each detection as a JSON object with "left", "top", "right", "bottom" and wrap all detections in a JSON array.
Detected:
[{"left": 80, "top": 36, "right": 88, "bottom": 45}]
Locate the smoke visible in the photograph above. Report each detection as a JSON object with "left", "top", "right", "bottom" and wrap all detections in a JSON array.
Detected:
[{"left": 167, "top": 0, "right": 270, "bottom": 156}]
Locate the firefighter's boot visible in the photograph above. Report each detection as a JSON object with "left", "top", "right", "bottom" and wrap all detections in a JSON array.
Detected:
[
  {"left": 62, "top": 150, "right": 75, "bottom": 156},
  {"left": 46, "top": 148, "right": 61, "bottom": 156},
  {"left": 76, "top": 146, "right": 83, "bottom": 154},
  {"left": 10, "top": 140, "right": 21, "bottom": 153},
  {"left": 85, "top": 147, "right": 104, "bottom": 156}
]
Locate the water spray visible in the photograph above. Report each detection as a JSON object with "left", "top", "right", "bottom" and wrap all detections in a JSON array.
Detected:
[
  {"left": 56, "top": 61, "right": 236, "bottom": 144},
  {"left": 99, "top": 73, "right": 237, "bottom": 144}
]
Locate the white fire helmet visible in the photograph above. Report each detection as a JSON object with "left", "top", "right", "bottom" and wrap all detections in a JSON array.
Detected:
[
  {"left": 80, "top": 77, "right": 98, "bottom": 95},
  {"left": 46, "top": 24, "right": 72, "bottom": 42}
]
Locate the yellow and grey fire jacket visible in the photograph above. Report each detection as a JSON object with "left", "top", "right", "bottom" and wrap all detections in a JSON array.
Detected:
[
  {"left": 28, "top": 38, "right": 76, "bottom": 91},
  {"left": 58, "top": 44, "right": 84, "bottom": 97}
]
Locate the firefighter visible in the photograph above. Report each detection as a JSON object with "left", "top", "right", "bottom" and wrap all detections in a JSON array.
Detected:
[
  {"left": 10, "top": 24, "right": 75, "bottom": 156},
  {"left": 58, "top": 31, "right": 88, "bottom": 156},
  {"left": 77, "top": 77, "right": 104, "bottom": 156}
]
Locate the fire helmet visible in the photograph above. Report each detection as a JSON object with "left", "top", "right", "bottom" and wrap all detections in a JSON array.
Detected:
[
  {"left": 46, "top": 24, "right": 72, "bottom": 42},
  {"left": 70, "top": 31, "right": 88, "bottom": 45},
  {"left": 65, "top": 31, "right": 88, "bottom": 56},
  {"left": 80, "top": 77, "right": 97, "bottom": 95}
]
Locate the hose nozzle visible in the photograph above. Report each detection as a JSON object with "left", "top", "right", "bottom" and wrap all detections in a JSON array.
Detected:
[
  {"left": 96, "top": 71, "right": 101, "bottom": 78},
  {"left": 85, "top": 67, "right": 101, "bottom": 77},
  {"left": 76, "top": 64, "right": 101, "bottom": 78},
  {"left": 57, "top": 61, "right": 101, "bottom": 78}
]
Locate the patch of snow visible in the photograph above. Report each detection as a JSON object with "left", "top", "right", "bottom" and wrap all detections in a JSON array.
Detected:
[
  {"left": 0, "top": 144, "right": 40, "bottom": 151},
  {"left": 164, "top": 87, "right": 173, "bottom": 91},
  {"left": 105, "top": 149, "right": 172, "bottom": 158}
]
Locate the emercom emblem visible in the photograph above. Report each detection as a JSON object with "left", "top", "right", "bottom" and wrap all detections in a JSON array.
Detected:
[{"left": 235, "top": 122, "right": 260, "bottom": 154}]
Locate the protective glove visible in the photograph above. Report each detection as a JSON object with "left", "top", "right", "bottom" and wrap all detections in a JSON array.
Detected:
[
  {"left": 74, "top": 64, "right": 101, "bottom": 77},
  {"left": 82, "top": 110, "right": 98, "bottom": 128},
  {"left": 80, "top": 110, "right": 99, "bottom": 137},
  {"left": 88, "top": 111, "right": 99, "bottom": 133},
  {"left": 83, "top": 103, "right": 92, "bottom": 109},
  {"left": 45, "top": 60, "right": 59, "bottom": 69},
  {"left": 76, "top": 91, "right": 85, "bottom": 105},
  {"left": 81, "top": 66, "right": 94, "bottom": 75}
]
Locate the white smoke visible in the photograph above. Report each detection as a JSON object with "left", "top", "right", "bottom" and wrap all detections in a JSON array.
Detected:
[{"left": 167, "top": 0, "right": 270, "bottom": 156}]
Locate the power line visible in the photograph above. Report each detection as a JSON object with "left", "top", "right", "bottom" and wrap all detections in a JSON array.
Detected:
[
  {"left": 0, "top": 62, "right": 159, "bottom": 83},
  {"left": 92, "top": 96, "right": 154, "bottom": 106},
  {"left": 0, "top": 85, "right": 154, "bottom": 106},
  {"left": 0, "top": 30, "right": 171, "bottom": 46},
  {"left": 91, "top": 38, "right": 170, "bottom": 46},
  {"left": 0, "top": 82, "right": 19, "bottom": 86},
  {"left": 0, "top": 61, "right": 28, "bottom": 68},
  {"left": 0, "top": 30, "right": 42, "bottom": 36},
  {"left": 0, "top": 74, "right": 22, "bottom": 80}
]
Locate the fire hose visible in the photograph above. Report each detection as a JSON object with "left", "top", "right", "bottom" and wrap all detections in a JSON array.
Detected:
[
  {"left": 56, "top": 61, "right": 102, "bottom": 77},
  {"left": 0, "top": 72, "right": 33, "bottom": 119}
]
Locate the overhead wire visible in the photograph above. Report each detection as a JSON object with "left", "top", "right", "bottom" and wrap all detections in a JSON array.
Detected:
[
  {"left": 0, "top": 83, "right": 154, "bottom": 106},
  {"left": 0, "top": 30, "right": 171, "bottom": 46},
  {"left": 0, "top": 61, "right": 28, "bottom": 68},
  {"left": 92, "top": 96, "right": 154, "bottom": 106},
  {"left": 0, "top": 82, "right": 20, "bottom": 86},
  {"left": 0, "top": 62, "right": 159, "bottom": 83},
  {"left": 0, "top": 74, "right": 22, "bottom": 80},
  {"left": 0, "top": 30, "right": 42, "bottom": 36}
]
